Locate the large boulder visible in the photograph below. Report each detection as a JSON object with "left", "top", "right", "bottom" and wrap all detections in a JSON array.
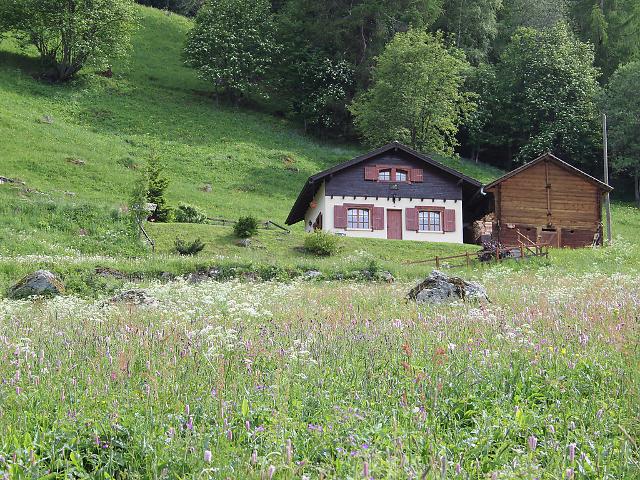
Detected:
[
  {"left": 8, "top": 270, "right": 65, "bottom": 299},
  {"left": 407, "top": 270, "right": 488, "bottom": 304}
]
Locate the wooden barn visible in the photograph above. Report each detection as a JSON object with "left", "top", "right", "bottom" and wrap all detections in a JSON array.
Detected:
[{"left": 484, "top": 153, "right": 613, "bottom": 248}]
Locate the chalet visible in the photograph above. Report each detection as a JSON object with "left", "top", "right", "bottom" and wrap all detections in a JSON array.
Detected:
[
  {"left": 285, "top": 142, "right": 485, "bottom": 243},
  {"left": 484, "top": 152, "right": 613, "bottom": 248}
]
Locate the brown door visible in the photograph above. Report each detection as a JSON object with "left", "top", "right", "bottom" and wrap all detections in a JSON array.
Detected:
[{"left": 387, "top": 210, "right": 402, "bottom": 240}]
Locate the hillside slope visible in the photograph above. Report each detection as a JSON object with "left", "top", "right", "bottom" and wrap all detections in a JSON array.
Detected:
[{"left": 0, "top": 6, "right": 501, "bottom": 220}]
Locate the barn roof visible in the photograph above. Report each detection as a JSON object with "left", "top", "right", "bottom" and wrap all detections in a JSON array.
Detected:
[
  {"left": 484, "top": 152, "right": 613, "bottom": 192},
  {"left": 286, "top": 141, "right": 483, "bottom": 225}
]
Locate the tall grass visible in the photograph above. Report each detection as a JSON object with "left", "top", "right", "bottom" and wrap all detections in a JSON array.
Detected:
[{"left": 0, "top": 271, "right": 638, "bottom": 478}]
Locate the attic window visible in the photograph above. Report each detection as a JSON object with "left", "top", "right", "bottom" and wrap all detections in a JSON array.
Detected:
[{"left": 378, "top": 169, "right": 391, "bottom": 181}]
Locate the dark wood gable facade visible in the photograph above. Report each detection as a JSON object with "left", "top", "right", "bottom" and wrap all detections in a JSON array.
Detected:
[{"left": 484, "top": 153, "right": 612, "bottom": 248}]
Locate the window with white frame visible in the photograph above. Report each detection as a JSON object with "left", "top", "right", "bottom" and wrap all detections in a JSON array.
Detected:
[
  {"left": 418, "top": 210, "right": 442, "bottom": 231},
  {"left": 395, "top": 170, "right": 408, "bottom": 182},
  {"left": 347, "top": 208, "right": 370, "bottom": 229},
  {"left": 378, "top": 169, "right": 391, "bottom": 181}
]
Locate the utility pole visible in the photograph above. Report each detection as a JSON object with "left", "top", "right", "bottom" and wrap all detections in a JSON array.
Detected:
[{"left": 603, "top": 113, "right": 612, "bottom": 245}]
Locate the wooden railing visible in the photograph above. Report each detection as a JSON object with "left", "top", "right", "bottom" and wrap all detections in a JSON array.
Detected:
[{"left": 406, "top": 243, "right": 549, "bottom": 269}]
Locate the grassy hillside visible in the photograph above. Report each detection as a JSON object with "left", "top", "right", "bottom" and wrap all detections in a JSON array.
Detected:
[{"left": 0, "top": 6, "right": 502, "bottom": 256}]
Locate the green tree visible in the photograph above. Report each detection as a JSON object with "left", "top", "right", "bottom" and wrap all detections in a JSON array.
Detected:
[
  {"left": 184, "top": 0, "right": 278, "bottom": 100},
  {"left": 435, "top": 0, "right": 503, "bottom": 64},
  {"left": 350, "top": 30, "right": 474, "bottom": 155},
  {"left": 605, "top": 61, "right": 640, "bottom": 206},
  {"left": 568, "top": 0, "right": 640, "bottom": 78},
  {"left": 271, "top": 0, "right": 443, "bottom": 136},
  {"left": 490, "top": 23, "right": 601, "bottom": 168},
  {"left": 146, "top": 155, "right": 171, "bottom": 223},
  {"left": 495, "top": 0, "right": 568, "bottom": 55},
  {"left": 0, "top": 0, "right": 137, "bottom": 81}
]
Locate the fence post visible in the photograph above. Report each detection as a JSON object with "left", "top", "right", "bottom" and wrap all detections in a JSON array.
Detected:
[
  {"left": 466, "top": 251, "right": 470, "bottom": 268},
  {"left": 435, "top": 256, "right": 440, "bottom": 269},
  {"left": 520, "top": 245, "right": 524, "bottom": 259}
]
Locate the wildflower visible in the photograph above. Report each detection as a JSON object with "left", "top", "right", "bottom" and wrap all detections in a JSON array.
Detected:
[
  {"left": 455, "top": 463, "right": 461, "bottom": 474},
  {"left": 566, "top": 468, "right": 574, "bottom": 479},
  {"left": 528, "top": 435, "right": 538, "bottom": 451},
  {"left": 204, "top": 450, "right": 212, "bottom": 463},
  {"left": 185, "top": 404, "right": 190, "bottom": 416},
  {"left": 185, "top": 416, "right": 193, "bottom": 431},
  {"left": 226, "top": 429, "right": 232, "bottom": 441},
  {"left": 251, "top": 450, "right": 257, "bottom": 465},
  {"left": 363, "top": 462, "right": 369, "bottom": 478},
  {"left": 286, "top": 439, "right": 292, "bottom": 463},
  {"left": 268, "top": 465, "right": 275, "bottom": 479},
  {"left": 568, "top": 443, "right": 576, "bottom": 462},
  {"left": 596, "top": 408, "right": 604, "bottom": 420}
]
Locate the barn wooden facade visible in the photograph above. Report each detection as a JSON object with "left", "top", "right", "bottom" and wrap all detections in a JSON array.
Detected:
[{"left": 484, "top": 153, "right": 613, "bottom": 248}]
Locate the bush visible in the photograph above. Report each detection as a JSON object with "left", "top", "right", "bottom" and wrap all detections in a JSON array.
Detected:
[
  {"left": 175, "top": 237, "right": 205, "bottom": 256},
  {"left": 303, "top": 231, "right": 340, "bottom": 256},
  {"left": 174, "top": 203, "right": 207, "bottom": 223},
  {"left": 234, "top": 216, "right": 259, "bottom": 238}
]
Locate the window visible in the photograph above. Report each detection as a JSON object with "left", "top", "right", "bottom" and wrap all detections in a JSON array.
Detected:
[
  {"left": 419, "top": 210, "right": 442, "bottom": 231},
  {"left": 378, "top": 169, "right": 391, "bottom": 181},
  {"left": 395, "top": 170, "right": 407, "bottom": 182},
  {"left": 347, "top": 208, "right": 370, "bottom": 229}
]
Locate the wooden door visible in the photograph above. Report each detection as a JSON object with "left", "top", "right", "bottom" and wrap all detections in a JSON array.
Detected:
[
  {"left": 387, "top": 210, "right": 402, "bottom": 240},
  {"left": 540, "top": 228, "right": 559, "bottom": 247}
]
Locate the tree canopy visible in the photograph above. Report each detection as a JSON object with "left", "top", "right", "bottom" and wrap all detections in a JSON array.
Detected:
[
  {"left": 350, "top": 30, "right": 474, "bottom": 155},
  {"left": 1, "top": 0, "right": 137, "bottom": 81},
  {"left": 484, "top": 23, "right": 601, "bottom": 169},
  {"left": 184, "top": 0, "right": 278, "bottom": 100},
  {"left": 605, "top": 61, "right": 640, "bottom": 205}
]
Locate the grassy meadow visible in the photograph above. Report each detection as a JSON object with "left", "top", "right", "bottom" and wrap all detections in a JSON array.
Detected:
[
  {"left": 1, "top": 4, "right": 640, "bottom": 479},
  {"left": 1, "top": 268, "right": 638, "bottom": 478}
]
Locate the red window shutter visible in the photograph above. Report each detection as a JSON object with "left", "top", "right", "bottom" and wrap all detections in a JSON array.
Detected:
[
  {"left": 411, "top": 168, "right": 424, "bottom": 182},
  {"left": 443, "top": 209, "right": 456, "bottom": 232},
  {"left": 372, "top": 207, "right": 385, "bottom": 230},
  {"left": 334, "top": 205, "right": 347, "bottom": 229},
  {"left": 405, "top": 208, "right": 417, "bottom": 231},
  {"left": 364, "top": 165, "right": 377, "bottom": 181}
]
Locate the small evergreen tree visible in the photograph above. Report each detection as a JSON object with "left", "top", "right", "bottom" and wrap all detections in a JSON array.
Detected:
[
  {"left": 233, "top": 216, "right": 259, "bottom": 238},
  {"left": 146, "top": 155, "right": 171, "bottom": 222}
]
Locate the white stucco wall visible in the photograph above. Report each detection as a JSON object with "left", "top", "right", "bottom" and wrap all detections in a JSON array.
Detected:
[
  {"left": 304, "top": 182, "right": 326, "bottom": 232},
  {"left": 323, "top": 193, "right": 463, "bottom": 243}
]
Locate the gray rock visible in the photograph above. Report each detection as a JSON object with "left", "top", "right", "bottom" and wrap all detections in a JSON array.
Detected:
[
  {"left": 186, "top": 272, "right": 209, "bottom": 284},
  {"left": 408, "top": 270, "right": 488, "bottom": 305},
  {"left": 380, "top": 271, "right": 395, "bottom": 283},
  {"left": 8, "top": 270, "right": 65, "bottom": 299},
  {"left": 107, "top": 289, "right": 158, "bottom": 306},
  {"left": 236, "top": 238, "right": 252, "bottom": 248},
  {"left": 304, "top": 270, "right": 323, "bottom": 280},
  {"left": 160, "top": 271, "right": 175, "bottom": 281}
]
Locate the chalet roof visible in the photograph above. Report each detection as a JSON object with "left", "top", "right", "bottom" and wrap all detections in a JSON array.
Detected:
[
  {"left": 484, "top": 152, "right": 613, "bottom": 192},
  {"left": 286, "top": 141, "right": 483, "bottom": 225}
]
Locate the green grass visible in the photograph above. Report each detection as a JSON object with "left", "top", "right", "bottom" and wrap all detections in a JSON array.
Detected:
[{"left": 0, "top": 5, "right": 502, "bottom": 260}]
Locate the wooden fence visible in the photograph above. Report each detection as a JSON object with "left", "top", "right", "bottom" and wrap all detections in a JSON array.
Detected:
[{"left": 406, "top": 243, "right": 549, "bottom": 269}]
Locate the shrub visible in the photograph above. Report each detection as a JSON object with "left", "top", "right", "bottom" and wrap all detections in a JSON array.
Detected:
[
  {"left": 174, "top": 203, "right": 207, "bottom": 224},
  {"left": 233, "top": 216, "right": 259, "bottom": 238},
  {"left": 175, "top": 237, "right": 205, "bottom": 255},
  {"left": 303, "top": 231, "right": 340, "bottom": 256}
]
